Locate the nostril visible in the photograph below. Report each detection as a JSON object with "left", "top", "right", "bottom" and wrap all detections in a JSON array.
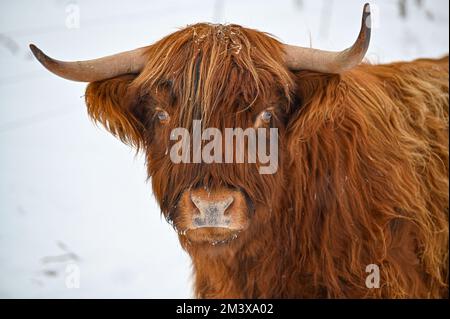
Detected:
[
  {"left": 219, "top": 196, "right": 234, "bottom": 213},
  {"left": 191, "top": 195, "right": 202, "bottom": 208}
]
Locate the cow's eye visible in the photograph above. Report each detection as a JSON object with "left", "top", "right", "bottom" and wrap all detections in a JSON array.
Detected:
[
  {"left": 155, "top": 109, "right": 169, "bottom": 123},
  {"left": 254, "top": 109, "right": 274, "bottom": 128},
  {"left": 261, "top": 110, "right": 272, "bottom": 123}
]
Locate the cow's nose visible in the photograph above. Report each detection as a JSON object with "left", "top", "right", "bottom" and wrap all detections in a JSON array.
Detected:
[{"left": 190, "top": 194, "right": 234, "bottom": 228}]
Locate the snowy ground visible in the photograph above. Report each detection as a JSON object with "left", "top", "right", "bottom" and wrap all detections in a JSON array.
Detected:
[{"left": 0, "top": 0, "right": 448, "bottom": 298}]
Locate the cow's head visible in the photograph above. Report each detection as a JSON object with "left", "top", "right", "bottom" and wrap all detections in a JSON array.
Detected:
[{"left": 30, "top": 5, "right": 371, "bottom": 252}]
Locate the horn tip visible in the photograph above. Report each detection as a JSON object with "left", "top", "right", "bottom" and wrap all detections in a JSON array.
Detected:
[
  {"left": 29, "top": 44, "right": 48, "bottom": 65},
  {"left": 362, "top": 3, "right": 372, "bottom": 32},
  {"left": 29, "top": 43, "right": 40, "bottom": 57},
  {"left": 363, "top": 3, "right": 372, "bottom": 23}
]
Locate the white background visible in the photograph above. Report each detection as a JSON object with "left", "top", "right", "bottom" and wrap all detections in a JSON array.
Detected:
[{"left": 0, "top": 0, "right": 448, "bottom": 298}]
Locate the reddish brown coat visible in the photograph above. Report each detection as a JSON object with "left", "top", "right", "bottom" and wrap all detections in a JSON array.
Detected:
[{"left": 85, "top": 24, "right": 449, "bottom": 298}]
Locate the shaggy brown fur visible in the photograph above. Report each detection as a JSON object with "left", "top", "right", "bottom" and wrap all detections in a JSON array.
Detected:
[{"left": 84, "top": 23, "right": 449, "bottom": 298}]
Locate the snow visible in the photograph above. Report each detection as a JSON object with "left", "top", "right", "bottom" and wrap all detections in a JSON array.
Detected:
[{"left": 0, "top": 0, "right": 448, "bottom": 298}]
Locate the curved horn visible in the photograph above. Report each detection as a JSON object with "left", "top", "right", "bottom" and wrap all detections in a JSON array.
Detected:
[
  {"left": 29, "top": 44, "right": 149, "bottom": 82},
  {"left": 284, "top": 3, "right": 372, "bottom": 73}
]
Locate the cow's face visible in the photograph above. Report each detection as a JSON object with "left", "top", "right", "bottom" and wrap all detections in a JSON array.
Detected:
[
  {"left": 116, "top": 24, "right": 295, "bottom": 250},
  {"left": 139, "top": 82, "right": 292, "bottom": 250},
  {"left": 33, "top": 9, "right": 369, "bottom": 251}
]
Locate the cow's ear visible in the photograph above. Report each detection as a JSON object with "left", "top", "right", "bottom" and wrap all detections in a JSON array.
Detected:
[
  {"left": 85, "top": 74, "right": 145, "bottom": 149},
  {"left": 287, "top": 71, "right": 337, "bottom": 128}
]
